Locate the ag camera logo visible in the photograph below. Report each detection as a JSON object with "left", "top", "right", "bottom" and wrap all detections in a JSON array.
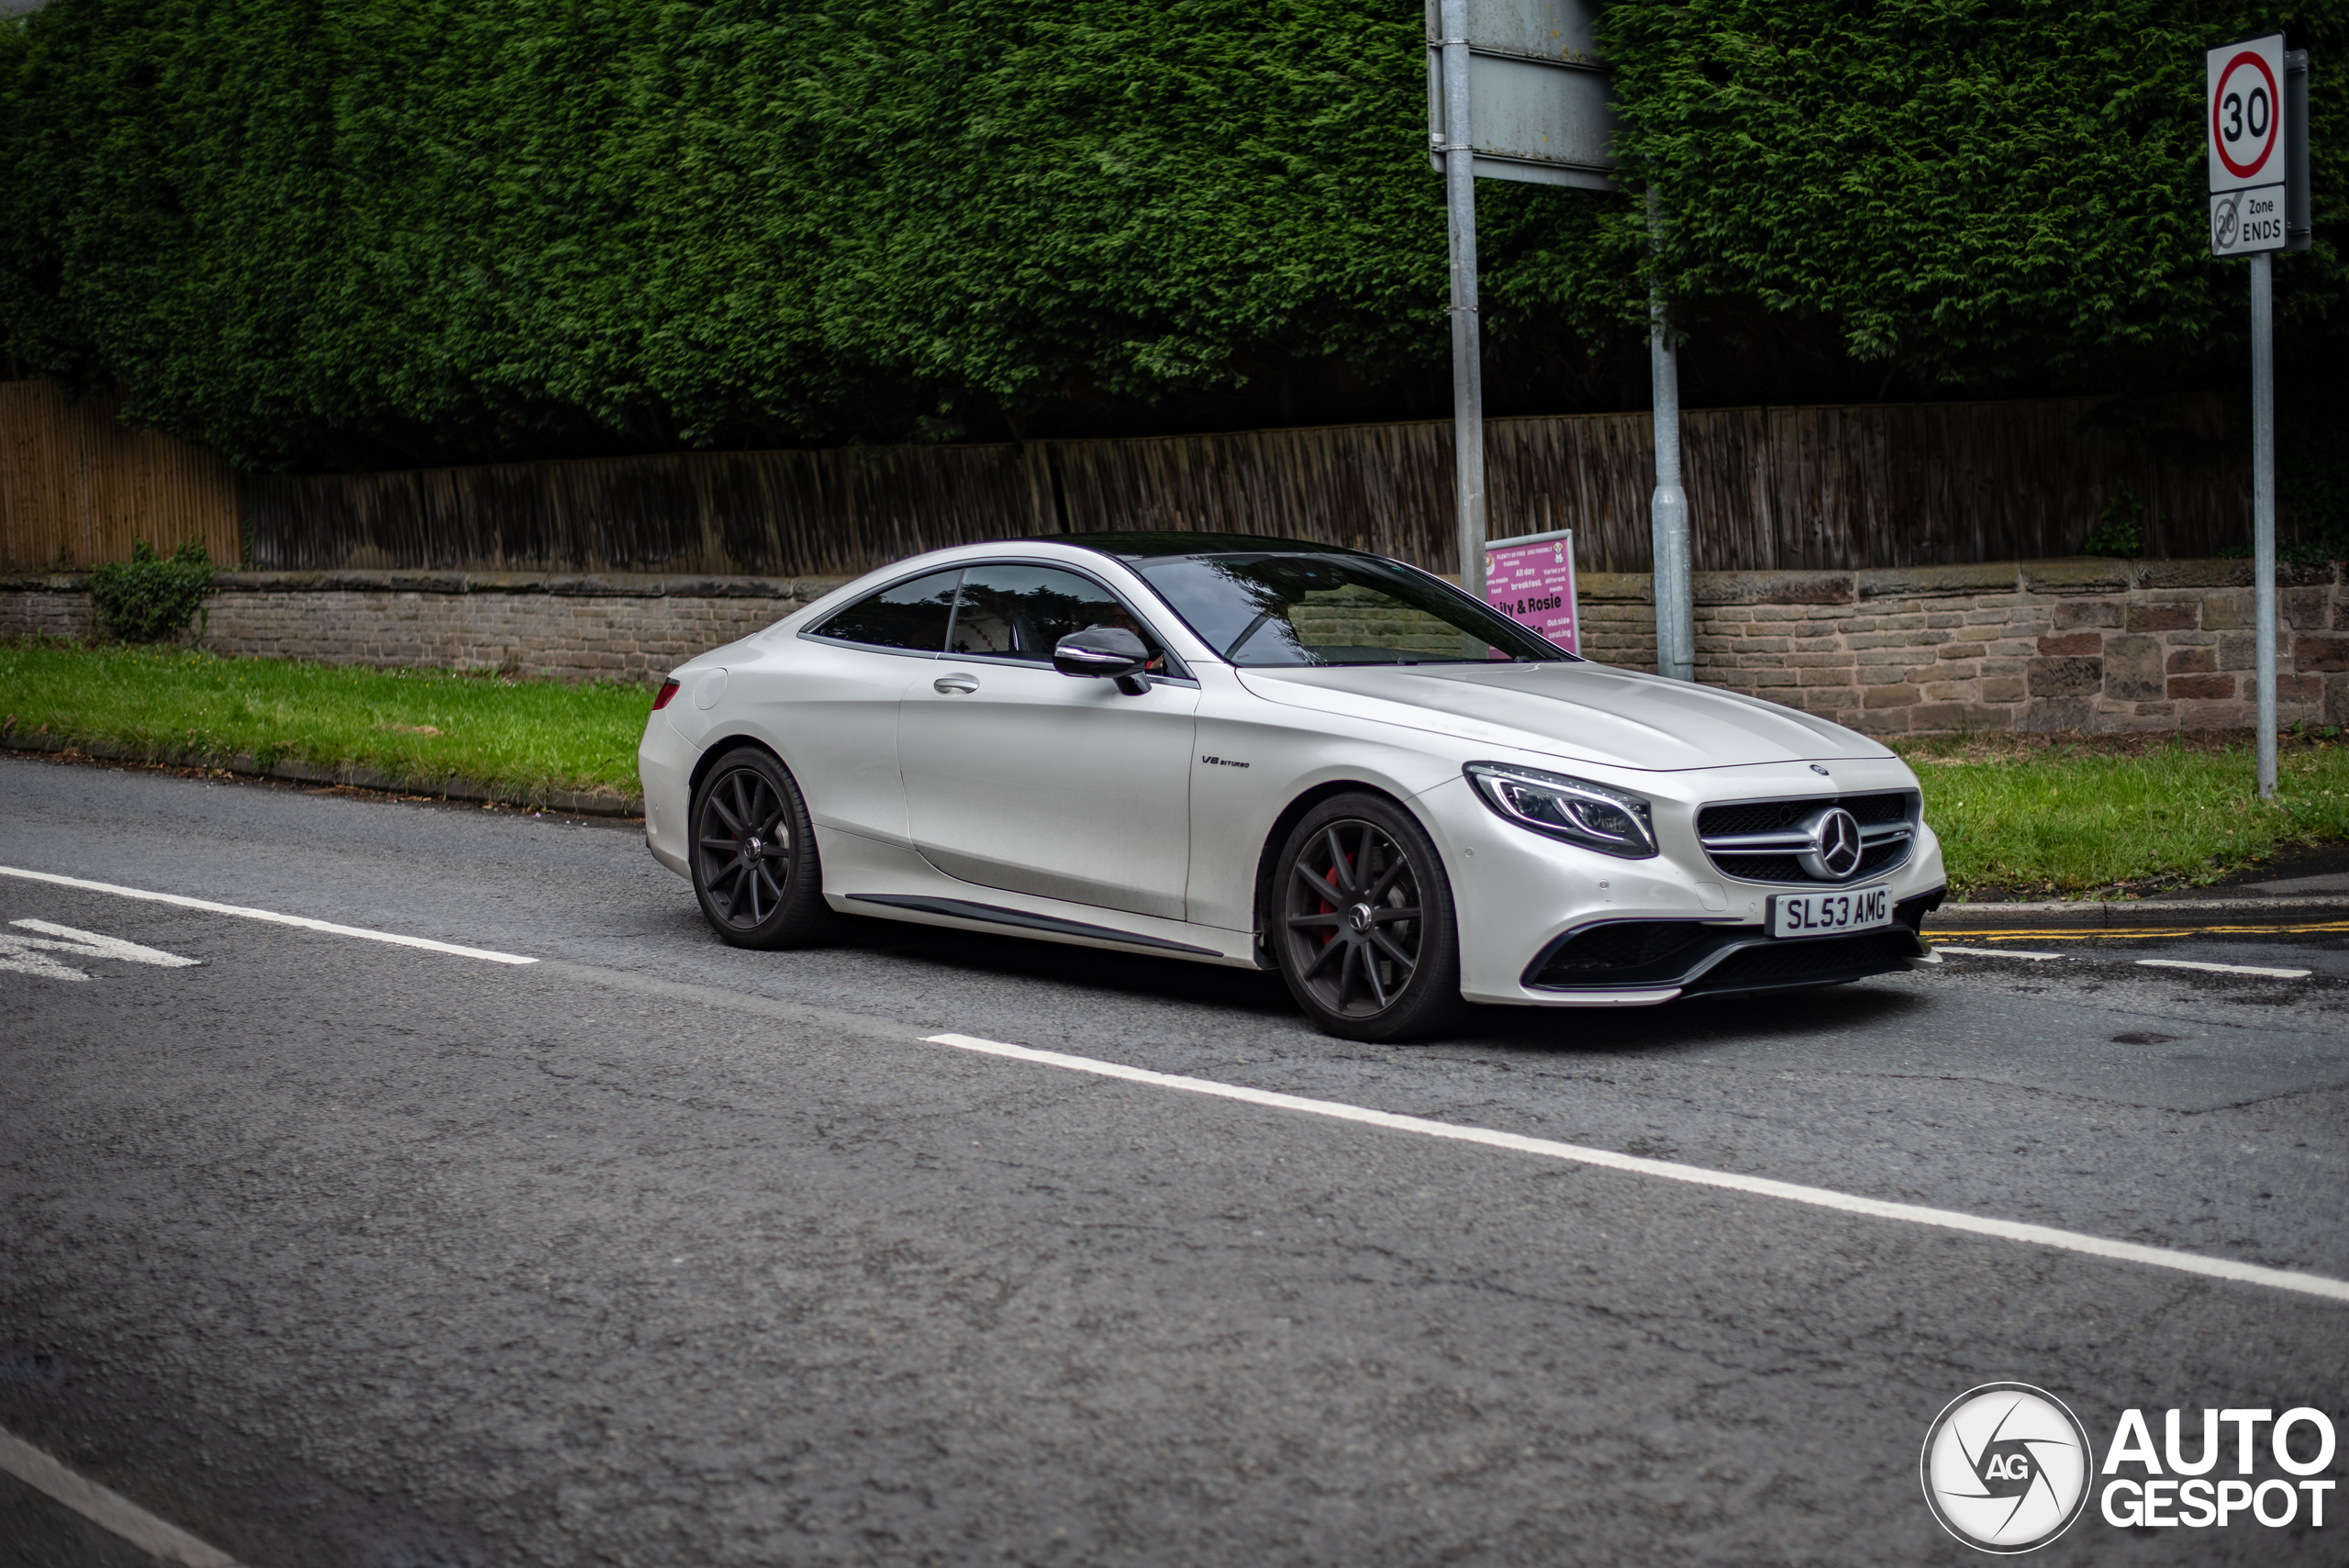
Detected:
[
  {"left": 1923, "top": 1388, "right": 2340, "bottom": 1551},
  {"left": 1920, "top": 1384, "right": 2092, "bottom": 1552}
]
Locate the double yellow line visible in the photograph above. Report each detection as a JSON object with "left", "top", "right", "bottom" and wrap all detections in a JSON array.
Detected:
[{"left": 1932, "top": 920, "right": 2349, "bottom": 942}]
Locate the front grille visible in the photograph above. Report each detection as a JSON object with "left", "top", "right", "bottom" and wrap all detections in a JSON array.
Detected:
[
  {"left": 1696, "top": 791, "right": 1913, "bottom": 838},
  {"left": 1697, "top": 789, "right": 1920, "bottom": 885},
  {"left": 1683, "top": 929, "right": 1923, "bottom": 995},
  {"left": 1856, "top": 840, "right": 1908, "bottom": 877}
]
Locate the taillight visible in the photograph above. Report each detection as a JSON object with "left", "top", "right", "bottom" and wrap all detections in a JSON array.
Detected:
[{"left": 651, "top": 679, "right": 681, "bottom": 710}]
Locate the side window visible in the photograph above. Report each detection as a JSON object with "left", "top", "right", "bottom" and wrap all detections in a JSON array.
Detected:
[
  {"left": 807, "top": 569, "right": 963, "bottom": 652},
  {"left": 950, "top": 564, "right": 1168, "bottom": 672}
]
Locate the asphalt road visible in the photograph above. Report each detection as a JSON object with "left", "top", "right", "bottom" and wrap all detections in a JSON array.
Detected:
[{"left": 1, "top": 752, "right": 2343, "bottom": 1567}]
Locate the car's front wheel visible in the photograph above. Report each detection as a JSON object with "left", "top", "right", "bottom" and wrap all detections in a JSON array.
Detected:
[
  {"left": 1273, "top": 794, "right": 1464, "bottom": 1042},
  {"left": 690, "top": 747, "right": 835, "bottom": 949}
]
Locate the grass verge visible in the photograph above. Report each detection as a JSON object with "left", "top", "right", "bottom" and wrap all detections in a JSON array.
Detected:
[
  {"left": 0, "top": 640, "right": 651, "bottom": 800},
  {"left": 5, "top": 642, "right": 2345, "bottom": 897},
  {"left": 1892, "top": 731, "right": 2349, "bottom": 899}
]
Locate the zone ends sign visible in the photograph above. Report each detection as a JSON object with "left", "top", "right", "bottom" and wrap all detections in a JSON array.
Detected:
[{"left": 2209, "top": 33, "right": 2288, "bottom": 255}]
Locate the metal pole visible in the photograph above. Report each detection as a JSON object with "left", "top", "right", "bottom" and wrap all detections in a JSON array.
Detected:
[
  {"left": 1648, "top": 196, "right": 1692, "bottom": 681},
  {"left": 1439, "top": 0, "right": 1486, "bottom": 598},
  {"left": 2252, "top": 251, "right": 2277, "bottom": 798}
]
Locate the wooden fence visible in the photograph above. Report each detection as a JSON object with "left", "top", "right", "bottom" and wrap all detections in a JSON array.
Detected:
[
  {"left": 245, "top": 395, "right": 2252, "bottom": 577},
  {"left": 0, "top": 382, "right": 244, "bottom": 573},
  {"left": 4, "top": 380, "right": 2255, "bottom": 576}
]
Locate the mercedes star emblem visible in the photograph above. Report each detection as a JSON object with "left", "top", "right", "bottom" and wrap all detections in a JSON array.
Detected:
[{"left": 1798, "top": 807, "right": 1866, "bottom": 881}]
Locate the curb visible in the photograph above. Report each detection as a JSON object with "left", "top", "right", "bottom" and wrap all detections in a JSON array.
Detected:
[
  {"left": 1928, "top": 895, "right": 2349, "bottom": 931},
  {"left": 0, "top": 731, "right": 642, "bottom": 819}
]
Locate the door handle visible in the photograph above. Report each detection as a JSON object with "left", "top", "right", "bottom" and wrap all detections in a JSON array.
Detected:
[{"left": 933, "top": 673, "right": 979, "bottom": 695}]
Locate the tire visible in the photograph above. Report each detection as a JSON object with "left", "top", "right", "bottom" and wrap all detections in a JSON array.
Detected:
[
  {"left": 689, "top": 747, "right": 836, "bottom": 949},
  {"left": 1271, "top": 793, "right": 1464, "bottom": 1042}
]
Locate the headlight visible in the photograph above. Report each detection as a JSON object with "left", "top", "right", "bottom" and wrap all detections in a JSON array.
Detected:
[{"left": 1464, "top": 762, "right": 1658, "bottom": 859}]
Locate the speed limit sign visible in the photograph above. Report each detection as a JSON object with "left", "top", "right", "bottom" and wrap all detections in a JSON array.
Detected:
[{"left": 2209, "top": 33, "right": 2287, "bottom": 255}]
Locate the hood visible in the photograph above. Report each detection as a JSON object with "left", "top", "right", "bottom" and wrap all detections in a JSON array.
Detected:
[{"left": 1233, "top": 662, "right": 1895, "bottom": 771}]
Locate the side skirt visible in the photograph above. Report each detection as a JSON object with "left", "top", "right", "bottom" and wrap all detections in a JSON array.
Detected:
[
  {"left": 846, "top": 895, "right": 1221, "bottom": 957},
  {"left": 817, "top": 823, "right": 1259, "bottom": 966}
]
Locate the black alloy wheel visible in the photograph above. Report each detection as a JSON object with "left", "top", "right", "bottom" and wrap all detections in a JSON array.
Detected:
[
  {"left": 689, "top": 748, "right": 835, "bottom": 949},
  {"left": 1273, "top": 793, "right": 1464, "bottom": 1042}
]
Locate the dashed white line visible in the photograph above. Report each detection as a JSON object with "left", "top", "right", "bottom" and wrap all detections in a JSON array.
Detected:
[
  {"left": 1935, "top": 945, "right": 2065, "bottom": 961},
  {"left": 0, "top": 1426, "right": 244, "bottom": 1568},
  {"left": 0, "top": 866, "right": 537, "bottom": 964},
  {"left": 2137, "top": 958, "right": 2312, "bottom": 979},
  {"left": 925, "top": 1032, "right": 2349, "bottom": 1307}
]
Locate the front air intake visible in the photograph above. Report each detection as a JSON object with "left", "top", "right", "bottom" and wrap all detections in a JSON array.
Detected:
[
  {"left": 1531, "top": 920, "right": 1712, "bottom": 986},
  {"left": 1682, "top": 929, "right": 1928, "bottom": 994}
]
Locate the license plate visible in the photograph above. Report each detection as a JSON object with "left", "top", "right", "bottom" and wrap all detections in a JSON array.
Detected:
[{"left": 1769, "top": 884, "right": 1893, "bottom": 938}]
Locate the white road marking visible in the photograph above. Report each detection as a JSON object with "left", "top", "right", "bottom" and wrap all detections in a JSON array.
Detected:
[
  {"left": 0, "top": 1426, "right": 245, "bottom": 1568},
  {"left": 13, "top": 919, "right": 202, "bottom": 965},
  {"left": 0, "top": 866, "right": 537, "bottom": 965},
  {"left": 1935, "top": 945, "right": 2065, "bottom": 961},
  {"left": 0, "top": 919, "right": 203, "bottom": 982},
  {"left": 2136, "top": 958, "right": 2311, "bottom": 979},
  {"left": 0, "top": 937, "right": 93, "bottom": 982},
  {"left": 926, "top": 1032, "right": 2349, "bottom": 1307}
]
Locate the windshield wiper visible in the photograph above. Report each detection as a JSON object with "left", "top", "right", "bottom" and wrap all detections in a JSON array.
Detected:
[{"left": 1223, "top": 610, "right": 1281, "bottom": 661}]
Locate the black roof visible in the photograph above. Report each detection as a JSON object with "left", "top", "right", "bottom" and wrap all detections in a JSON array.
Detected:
[{"left": 1041, "top": 531, "right": 1379, "bottom": 562}]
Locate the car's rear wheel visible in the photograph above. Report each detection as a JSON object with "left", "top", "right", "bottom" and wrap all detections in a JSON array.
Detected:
[
  {"left": 690, "top": 748, "right": 835, "bottom": 949},
  {"left": 1273, "top": 794, "right": 1464, "bottom": 1042}
]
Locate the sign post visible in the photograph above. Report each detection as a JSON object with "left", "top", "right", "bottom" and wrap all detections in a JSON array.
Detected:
[
  {"left": 1427, "top": 1, "right": 1617, "bottom": 602},
  {"left": 2207, "top": 32, "right": 2308, "bottom": 799},
  {"left": 1423, "top": 3, "right": 1688, "bottom": 680},
  {"left": 1648, "top": 195, "right": 1691, "bottom": 682},
  {"left": 1482, "top": 528, "right": 1579, "bottom": 653},
  {"left": 1436, "top": 0, "right": 1488, "bottom": 599}
]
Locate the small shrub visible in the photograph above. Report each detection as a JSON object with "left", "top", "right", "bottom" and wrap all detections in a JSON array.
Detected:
[
  {"left": 2081, "top": 491, "right": 2143, "bottom": 558},
  {"left": 90, "top": 539, "right": 216, "bottom": 642}
]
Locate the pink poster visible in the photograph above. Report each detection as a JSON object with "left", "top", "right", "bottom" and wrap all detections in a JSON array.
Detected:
[{"left": 1482, "top": 528, "right": 1578, "bottom": 654}]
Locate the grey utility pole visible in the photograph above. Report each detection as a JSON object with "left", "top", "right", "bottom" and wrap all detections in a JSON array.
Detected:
[
  {"left": 2251, "top": 250, "right": 2277, "bottom": 797},
  {"left": 1648, "top": 201, "right": 1693, "bottom": 682},
  {"left": 1438, "top": 0, "right": 1487, "bottom": 598}
]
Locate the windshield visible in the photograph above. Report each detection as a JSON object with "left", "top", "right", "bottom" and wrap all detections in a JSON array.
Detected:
[{"left": 1129, "top": 552, "right": 1570, "bottom": 667}]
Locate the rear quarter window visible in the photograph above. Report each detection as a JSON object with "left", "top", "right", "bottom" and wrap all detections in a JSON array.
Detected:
[{"left": 807, "top": 570, "right": 963, "bottom": 652}]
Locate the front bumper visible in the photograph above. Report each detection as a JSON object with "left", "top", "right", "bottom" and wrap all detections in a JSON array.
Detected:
[
  {"left": 1519, "top": 890, "right": 1943, "bottom": 1002},
  {"left": 1421, "top": 762, "right": 1949, "bottom": 1007}
]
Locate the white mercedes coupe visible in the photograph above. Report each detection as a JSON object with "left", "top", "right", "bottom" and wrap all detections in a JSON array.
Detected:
[{"left": 639, "top": 534, "right": 1946, "bottom": 1040}]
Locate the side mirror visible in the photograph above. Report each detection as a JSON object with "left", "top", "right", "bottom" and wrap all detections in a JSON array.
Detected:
[{"left": 1052, "top": 626, "right": 1152, "bottom": 695}]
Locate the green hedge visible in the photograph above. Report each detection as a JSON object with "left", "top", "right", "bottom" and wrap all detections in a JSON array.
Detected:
[
  {"left": 1609, "top": 0, "right": 2348, "bottom": 384},
  {"left": 89, "top": 539, "right": 214, "bottom": 642},
  {"left": 1, "top": 0, "right": 2342, "bottom": 475}
]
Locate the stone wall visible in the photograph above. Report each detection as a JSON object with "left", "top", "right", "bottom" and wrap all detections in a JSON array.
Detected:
[
  {"left": 0, "top": 571, "right": 847, "bottom": 686},
  {"left": 6, "top": 559, "right": 2346, "bottom": 732},
  {"left": 1575, "top": 557, "right": 2346, "bottom": 733}
]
